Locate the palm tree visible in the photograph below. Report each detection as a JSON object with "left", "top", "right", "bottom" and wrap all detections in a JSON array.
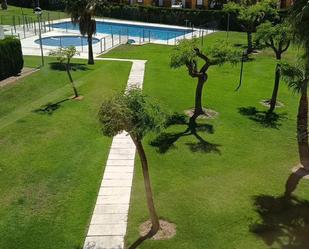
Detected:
[
  {"left": 282, "top": 0, "right": 309, "bottom": 197},
  {"left": 1, "top": 0, "right": 8, "bottom": 10},
  {"left": 281, "top": 61, "right": 309, "bottom": 197},
  {"left": 66, "top": 0, "right": 98, "bottom": 64}
]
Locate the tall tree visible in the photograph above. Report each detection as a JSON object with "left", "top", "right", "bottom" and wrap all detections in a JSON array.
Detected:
[
  {"left": 49, "top": 46, "right": 80, "bottom": 98},
  {"left": 98, "top": 89, "right": 165, "bottom": 249},
  {"left": 283, "top": 0, "right": 309, "bottom": 197},
  {"left": 224, "top": 0, "right": 278, "bottom": 53},
  {"left": 1, "top": 0, "right": 7, "bottom": 10},
  {"left": 281, "top": 61, "right": 309, "bottom": 197},
  {"left": 170, "top": 38, "right": 240, "bottom": 125},
  {"left": 256, "top": 21, "right": 292, "bottom": 112},
  {"left": 66, "top": 0, "right": 100, "bottom": 65}
]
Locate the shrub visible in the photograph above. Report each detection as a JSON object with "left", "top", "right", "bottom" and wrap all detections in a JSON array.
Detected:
[
  {"left": 0, "top": 37, "right": 24, "bottom": 80},
  {"left": 7, "top": 0, "right": 65, "bottom": 10},
  {"left": 96, "top": 4, "right": 241, "bottom": 30}
]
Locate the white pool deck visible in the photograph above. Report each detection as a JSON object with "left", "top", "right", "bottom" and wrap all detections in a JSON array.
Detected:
[{"left": 4, "top": 18, "right": 214, "bottom": 57}]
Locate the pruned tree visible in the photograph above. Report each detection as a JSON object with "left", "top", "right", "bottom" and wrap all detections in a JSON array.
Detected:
[
  {"left": 1, "top": 0, "right": 7, "bottom": 10},
  {"left": 256, "top": 21, "right": 292, "bottom": 112},
  {"left": 49, "top": 46, "right": 80, "bottom": 98},
  {"left": 98, "top": 89, "right": 165, "bottom": 249},
  {"left": 170, "top": 38, "right": 241, "bottom": 125},
  {"left": 281, "top": 60, "right": 309, "bottom": 197},
  {"left": 224, "top": 0, "right": 278, "bottom": 53},
  {"left": 65, "top": 0, "right": 102, "bottom": 64}
]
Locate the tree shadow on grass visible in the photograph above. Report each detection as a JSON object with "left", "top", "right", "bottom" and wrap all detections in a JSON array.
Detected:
[
  {"left": 250, "top": 194, "right": 309, "bottom": 249},
  {"left": 49, "top": 62, "right": 90, "bottom": 72},
  {"left": 33, "top": 98, "right": 70, "bottom": 115},
  {"left": 238, "top": 106, "right": 287, "bottom": 129},
  {"left": 150, "top": 113, "right": 221, "bottom": 154}
]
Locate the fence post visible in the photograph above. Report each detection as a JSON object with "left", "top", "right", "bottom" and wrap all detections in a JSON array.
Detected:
[
  {"left": 112, "top": 33, "right": 114, "bottom": 47},
  {"left": 119, "top": 31, "right": 121, "bottom": 44},
  {"left": 139, "top": 31, "right": 141, "bottom": 44},
  {"left": 143, "top": 29, "right": 145, "bottom": 42},
  {"left": 126, "top": 27, "right": 129, "bottom": 41},
  {"left": 104, "top": 37, "right": 106, "bottom": 51},
  {"left": 23, "top": 23, "right": 26, "bottom": 38},
  {"left": 65, "top": 22, "right": 68, "bottom": 32},
  {"left": 100, "top": 38, "right": 102, "bottom": 53},
  {"left": 81, "top": 37, "right": 84, "bottom": 52},
  {"left": 148, "top": 30, "right": 150, "bottom": 43},
  {"left": 13, "top": 16, "right": 16, "bottom": 33}
]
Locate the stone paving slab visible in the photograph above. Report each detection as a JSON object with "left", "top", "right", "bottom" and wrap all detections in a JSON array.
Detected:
[
  {"left": 84, "top": 59, "right": 146, "bottom": 249},
  {"left": 93, "top": 204, "right": 130, "bottom": 215},
  {"left": 84, "top": 236, "right": 123, "bottom": 249}
]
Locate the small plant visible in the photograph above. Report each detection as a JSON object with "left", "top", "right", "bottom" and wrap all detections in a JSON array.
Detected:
[{"left": 49, "top": 46, "right": 80, "bottom": 98}]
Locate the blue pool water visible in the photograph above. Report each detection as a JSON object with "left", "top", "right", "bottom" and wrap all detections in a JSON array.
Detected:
[
  {"left": 35, "top": 36, "right": 100, "bottom": 47},
  {"left": 52, "top": 21, "right": 192, "bottom": 41}
]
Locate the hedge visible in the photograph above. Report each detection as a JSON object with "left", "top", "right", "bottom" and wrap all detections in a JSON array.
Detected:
[
  {"left": 7, "top": 0, "right": 65, "bottom": 10},
  {"left": 0, "top": 37, "right": 24, "bottom": 81},
  {"left": 96, "top": 4, "right": 241, "bottom": 31}
]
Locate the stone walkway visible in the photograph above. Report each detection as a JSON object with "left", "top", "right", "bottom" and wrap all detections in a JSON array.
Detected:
[{"left": 83, "top": 59, "right": 146, "bottom": 249}]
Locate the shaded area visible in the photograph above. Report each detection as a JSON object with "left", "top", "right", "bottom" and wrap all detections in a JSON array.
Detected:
[
  {"left": 150, "top": 113, "right": 221, "bottom": 154},
  {"left": 238, "top": 106, "right": 287, "bottom": 129},
  {"left": 49, "top": 62, "right": 90, "bottom": 72},
  {"left": 250, "top": 195, "right": 309, "bottom": 249},
  {"left": 33, "top": 99, "right": 70, "bottom": 115}
]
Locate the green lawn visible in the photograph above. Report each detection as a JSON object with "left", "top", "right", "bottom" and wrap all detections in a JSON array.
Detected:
[
  {"left": 0, "top": 5, "right": 67, "bottom": 25},
  {"left": 0, "top": 56, "right": 131, "bottom": 249},
  {"left": 103, "top": 32, "right": 309, "bottom": 249}
]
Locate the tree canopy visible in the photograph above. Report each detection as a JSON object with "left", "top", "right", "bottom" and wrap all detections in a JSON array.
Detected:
[
  {"left": 170, "top": 38, "right": 241, "bottom": 70},
  {"left": 256, "top": 22, "right": 292, "bottom": 57},
  {"left": 98, "top": 88, "right": 165, "bottom": 141}
]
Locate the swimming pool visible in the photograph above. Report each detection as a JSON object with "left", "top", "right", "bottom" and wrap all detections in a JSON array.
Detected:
[
  {"left": 52, "top": 21, "right": 192, "bottom": 41},
  {"left": 35, "top": 36, "right": 100, "bottom": 47}
]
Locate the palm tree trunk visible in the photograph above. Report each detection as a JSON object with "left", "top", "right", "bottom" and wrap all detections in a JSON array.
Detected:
[
  {"left": 190, "top": 75, "right": 206, "bottom": 125},
  {"left": 247, "top": 31, "right": 253, "bottom": 54},
  {"left": 1, "top": 0, "right": 8, "bottom": 10},
  {"left": 269, "top": 63, "right": 281, "bottom": 113},
  {"left": 66, "top": 64, "right": 79, "bottom": 98},
  {"left": 297, "top": 80, "right": 309, "bottom": 168},
  {"left": 129, "top": 137, "right": 160, "bottom": 249},
  {"left": 87, "top": 35, "right": 94, "bottom": 65},
  {"left": 284, "top": 80, "right": 309, "bottom": 197}
]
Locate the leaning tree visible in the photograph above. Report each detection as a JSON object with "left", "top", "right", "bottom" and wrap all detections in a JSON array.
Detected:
[
  {"left": 224, "top": 0, "right": 278, "bottom": 54},
  {"left": 49, "top": 46, "right": 80, "bottom": 98},
  {"left": 256, "top": 21, "right": 292, "bottom": 112},
  {"left": 1, "top": 0, "right": 7, "bottom": 10},
  {"left": 170, "top": 38, "right": 240, "bottom": 125},
  {"left": 98, "top": 89, "right": 165, "bottom": 249},
  {"left": 66, "top": 0, "right": 101, "bottom": 65}
]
